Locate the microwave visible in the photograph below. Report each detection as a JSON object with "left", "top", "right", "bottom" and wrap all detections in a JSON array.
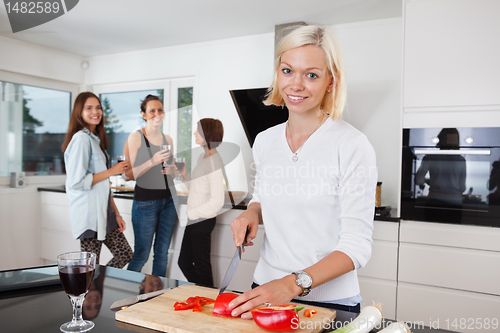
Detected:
[{"left": 400, "top": 127, "right": 500, "bottom": 228}]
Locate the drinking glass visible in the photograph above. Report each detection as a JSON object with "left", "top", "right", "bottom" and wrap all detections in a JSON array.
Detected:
[
  {"left": 57, "top": 251, "right": 97, "bottom": 333},
  {"left": 116, "top": 155, "right": 129, "bottom": 179},
  {"left": 162, "top": 145, "right": 171, "bottom": 168},
  {"left": 174, "top": 157, "right": 185, "bottom": 180}
]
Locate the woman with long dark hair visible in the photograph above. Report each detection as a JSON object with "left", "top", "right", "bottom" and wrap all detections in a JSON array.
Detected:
[
  {"left": 124, "top": 94, "right": 178, "bottom": 277},
  {"left": 63, "top": 92, "right": 133, "bottom": 268}
]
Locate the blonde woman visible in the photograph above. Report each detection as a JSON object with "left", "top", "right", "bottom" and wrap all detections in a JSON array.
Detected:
[{"left": 229, "top": 25, "right": 377, "bottom": 317}]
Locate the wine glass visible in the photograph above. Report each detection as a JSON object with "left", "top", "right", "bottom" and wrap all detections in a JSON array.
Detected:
[
  {"left": 116, "top": 155, "right": 129, "bottom": 179},
  {"left": 57, "top": 251, "right": 97, "bottom": 333},
  {"left": 174, "top": 157, "right": 185, "bottom": 180},
  {"left": 162, "top": 145, "right": 171, "bottom": 168}
]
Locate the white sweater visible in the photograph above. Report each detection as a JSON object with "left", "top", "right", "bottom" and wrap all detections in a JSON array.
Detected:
[
  {"left": 186, "top": 152, "right": 225, "bottom": 220},
  {"left": 250, "top": 118, "right": 377, "bottom": 302}
]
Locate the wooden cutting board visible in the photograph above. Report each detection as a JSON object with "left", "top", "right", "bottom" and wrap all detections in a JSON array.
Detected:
[{"left": 115, "top": 284, "right": 336, "bottom": 333}]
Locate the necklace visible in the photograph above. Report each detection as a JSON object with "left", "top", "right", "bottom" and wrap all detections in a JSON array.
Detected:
[{"left": 287, "top": 112, "right": 325, "bottom": 162}]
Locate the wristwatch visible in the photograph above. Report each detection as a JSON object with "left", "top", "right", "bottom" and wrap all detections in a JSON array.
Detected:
[{"left": 292, "top": 270, "right": 312, "bottom": 297}]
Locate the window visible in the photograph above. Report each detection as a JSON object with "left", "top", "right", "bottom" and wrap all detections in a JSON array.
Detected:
[
  {"left": 99, "top": 89, "right": 161, "bottom": 161},
  {"left": 0, "top": 80, "right": 72, "bottom": 177},
  {"left": 93, "top": 78, "right": 196, "bottom": 170}
]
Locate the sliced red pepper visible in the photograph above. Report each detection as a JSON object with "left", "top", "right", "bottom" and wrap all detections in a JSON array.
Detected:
[
  {"left": 213, "top": 292, "right": 240, "bottom": 318},
  {"left": 173, "top": 296, "right": 216, "bottom": 312},
  {"left": 304, "top": 308, "right": 317, "bottom": 318},
  {"left": 174, "top": 301, "right": 195, "bottom": 311},
  {"left": 197, "top": 296, "right": 216, "bottom": 306},
  {"left": 251, "top": 305, "right": 305, "bottom": 332},
  {"left": 192, "top": 298, "right": 202, "bottom": 312},
  {"left": 185, "top": 297, "right": 196, "bottom": 304}
]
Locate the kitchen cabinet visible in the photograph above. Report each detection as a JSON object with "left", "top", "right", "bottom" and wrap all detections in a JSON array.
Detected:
[
  {"left": 0, "top": 186, "right": 44, "bottom": 271},
  {"left": 403, "top": 0, "right": 500, "bottom": 111},
  {"left": 40, "top": 191, "right": 78, "bottom": 262},
  {"left": 397, "top": 283, "right": 500, "bottom": 333},
  {"left": 358, "top": 221, "right": 399, "bottom": 319},
  {"left": 397, "top": 220, "right": 500, "bottom": 331}
]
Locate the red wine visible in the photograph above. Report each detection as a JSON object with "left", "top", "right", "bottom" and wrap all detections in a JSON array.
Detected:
[
  {"left": 59, "top": 265, "right": 95, "bottom": 296},
  {"left": 174, "top": 162, "right": 185, "bottom": 170}
]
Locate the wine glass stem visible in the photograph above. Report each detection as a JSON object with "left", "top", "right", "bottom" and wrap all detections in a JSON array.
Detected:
[{"left": 69, "top": 295, "right": 86, "bottom": 326}]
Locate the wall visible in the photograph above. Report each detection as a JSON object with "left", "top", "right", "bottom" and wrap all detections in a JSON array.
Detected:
[
  {"left": 85, "top": 18, "right": 403, "bottom": 207},
  {"left": 0, "top": 36, "right": 84, "bottom": 84},
  {"left": 335, "top": 17, "right": 402, "bottom": 209}
]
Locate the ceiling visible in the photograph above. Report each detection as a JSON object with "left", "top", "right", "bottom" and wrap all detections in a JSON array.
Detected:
[{"left": 0, "top": 0, "right": 401, "bottom": 57}]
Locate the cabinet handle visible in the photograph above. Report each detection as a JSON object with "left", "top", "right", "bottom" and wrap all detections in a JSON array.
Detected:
[{"left": 414, "top": 149, "right": 491, "bottom": 156}]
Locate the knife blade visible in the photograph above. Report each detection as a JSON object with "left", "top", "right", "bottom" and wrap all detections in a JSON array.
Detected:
[
  {"left": 110, "top": 288, "right": 170, "bottom": 311},
  {"left": 219, "top": 228, "right": 250, "bottom": 295}
]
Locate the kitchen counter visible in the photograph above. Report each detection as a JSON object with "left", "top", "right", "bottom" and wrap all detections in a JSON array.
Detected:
[
  {"left": 37, "top": 186, "right": 251, "bottom": 210},
  {"left": 38, "top": 186, "right": 399, "bottom": 221},
  {"left": 0, "top": 265, "right": 456, "bottom": 333}
]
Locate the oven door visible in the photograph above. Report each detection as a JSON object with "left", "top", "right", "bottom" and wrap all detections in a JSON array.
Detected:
[{"left": 401, "top": 147, "right": 500, "bottom": 227}]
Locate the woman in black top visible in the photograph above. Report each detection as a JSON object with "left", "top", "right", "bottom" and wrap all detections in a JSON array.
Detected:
[{"left": 124, "top": 95, "right": 178, "bottom": 277}]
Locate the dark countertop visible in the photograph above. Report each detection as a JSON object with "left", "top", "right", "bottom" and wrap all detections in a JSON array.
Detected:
[
  {"left": 38, "top": 186, "right": 400, "bottom": 221},
  {"left": 0, "top": 265, "right": 455, "bottom": 333}
]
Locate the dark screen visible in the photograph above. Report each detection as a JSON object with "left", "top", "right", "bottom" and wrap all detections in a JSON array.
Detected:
[{"left": 230, "top": 88, "right": 289, "bottom": 147}]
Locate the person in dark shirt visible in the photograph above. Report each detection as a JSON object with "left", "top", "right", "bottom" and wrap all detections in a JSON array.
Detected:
[{"left": 415, "top": 128, "right": 466, "bottom": 223}]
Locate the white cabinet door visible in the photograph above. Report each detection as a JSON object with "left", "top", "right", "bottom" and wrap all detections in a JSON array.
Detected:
[
  {"left": 404, "top": 0, "right": 500, "bottom": 111},
  {"left": 358, "top": 221, "right": 399, "bottom": 281},
  {"left": 357, "top": 221, "right": 399, "bottom": 319},
  {"left": 399, "top": 242, "right": 500, "bottom": 296},
  {"left": 397, "top": 282, "right": 500, "bottom": 332},
  {"left": 359, "top": 277, "right": 397, "bottom": 320},
  {"left": 40, "top": 192, "right": 76, "bottom": 263}
]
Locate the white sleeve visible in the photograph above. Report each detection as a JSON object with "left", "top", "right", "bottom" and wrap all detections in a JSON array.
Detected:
[{"left": 333, "top": 134, "right": 377, "bottom": 269}]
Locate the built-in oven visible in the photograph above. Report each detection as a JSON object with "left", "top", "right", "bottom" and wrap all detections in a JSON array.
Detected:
[{"left": 401, "top": 127, "right": 500, "bottom": 228}]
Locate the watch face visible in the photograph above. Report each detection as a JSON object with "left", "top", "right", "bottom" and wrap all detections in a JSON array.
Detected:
[{"left": 298, "top": 273, "right": 312, "bottom": 287}]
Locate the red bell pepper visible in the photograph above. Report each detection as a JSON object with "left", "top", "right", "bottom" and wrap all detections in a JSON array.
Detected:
[
  {"left": 251, "top": 305, "right": 305, "bottom": 332},
  {"left": 213, "top": 292, "right": 240, "bottom": 318},
  {"left": 173, "top": 296, "right": 215, "bottom": 312}
]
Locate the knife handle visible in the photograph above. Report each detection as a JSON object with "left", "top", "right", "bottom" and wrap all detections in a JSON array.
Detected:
[{"left": 241, "top": 228, "right": 251, "bottom": 248}]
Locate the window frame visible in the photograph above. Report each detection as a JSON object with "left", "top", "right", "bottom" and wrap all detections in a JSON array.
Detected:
[{"left": 0, "top": 70, "right": 79, "bottom": 186}]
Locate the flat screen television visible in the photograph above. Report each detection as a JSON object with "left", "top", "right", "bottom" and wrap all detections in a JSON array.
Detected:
[{"left": 230, "top": 88, "right": 289, "bottom": 147}]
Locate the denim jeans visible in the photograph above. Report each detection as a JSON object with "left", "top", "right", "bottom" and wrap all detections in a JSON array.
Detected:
[{"left": 128, "top": 197, "right": 177, "bottom": 277}]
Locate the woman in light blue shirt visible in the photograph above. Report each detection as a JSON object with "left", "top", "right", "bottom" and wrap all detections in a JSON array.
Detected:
[{"left": 62, "top": 92, "right": 133, "bottom": 268}]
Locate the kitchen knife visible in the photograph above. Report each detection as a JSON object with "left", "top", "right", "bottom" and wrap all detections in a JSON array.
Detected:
[
  {"left": 219, "top": 228, "right": 250, "bottom": 295},
  {"left": 110, "top": 288, "right": 170, "bottom": 311}
]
